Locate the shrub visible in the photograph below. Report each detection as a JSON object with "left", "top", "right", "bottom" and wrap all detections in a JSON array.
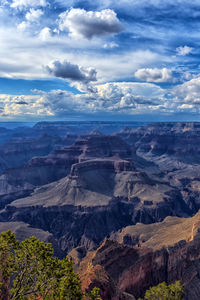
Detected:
[{"left": 0, "top": 230, "right": 101, "bottom": 300}]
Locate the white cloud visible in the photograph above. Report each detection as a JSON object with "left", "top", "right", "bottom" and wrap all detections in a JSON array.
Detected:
[
  {"left": 17, "top": 21, "right": 29, "bottom": 31},
  {"left": 67, "top": 49, "right": 163, "bottom": 83},
  {"left": 10, "top": 0, "right": 47, "bottom": 8},
  {"left": 0, "top": 81, "right": 167, "bottom": 118},
  {"left": 4, "top": 77, "right": 200, "bottom": 118},
  {"left": 17, "top": 8, "right": 44, "bottom": 31},
  {"left": 103, "top": 42, "right": 119, "bottom": 48},
  {"left": 0, "top": 4, "right": 170, "bottom": 84},
  {"left": 0, "top": 3, "right": 168, "bottom": 83},
  {"left": 58, "top": 8, "right": 123, "bottom": 39},
  {"left": 0, "top": 94, "right": 39, "bottom": 117},
  {"left": 25, "top": 8, "right": 43, "bottom": 22},
  {"left": 0, "top": 21, "right": 162, "bottom": 81},
  {"left": 34, "top": 90, "right": 83, "bottom": 115},
  {"left": 0, "top": 91, "right": 78, "bottom": 117},
  {"left": 43, "top": 82, "right": 166, "bottom": 114},
  {"left": 135, "top": 67, "right": 173, "bottom": 82},
  {"left": 96, "top": 82, "right": 164, "bottom": 102},
  {"left": 176, "top": 45, "right": 193, "bottom": 56},
  {"left": 39, "top": 27, "right": 52, "bottom": 41},
  {"left": 172, "top": 76, "right": 200, "bottom": 103},
  {"left": 177, "top": 104, "right": 194, "bottom": 110}
]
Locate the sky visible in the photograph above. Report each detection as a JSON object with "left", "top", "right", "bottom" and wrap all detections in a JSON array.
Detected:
[{"left": 1, "top": 0, "right": 200, "bottom": 121}]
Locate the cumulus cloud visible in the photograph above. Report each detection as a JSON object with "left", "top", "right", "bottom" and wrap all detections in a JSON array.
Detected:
[
  {"left": 134, "top": 68, "right": 173, "bottom": 82},
  {"left": 0, "top": 89, "right": 100, "bottom": 118},
  {"left": 0, "top": 94, "right": 39, "bottom": 117},
  {"left": 172, "top": 76, "right": 200, "bottom": 103},
  {"left": 0, "top": 91, "right": 78, "bottom": 117},
  {"left": 177, "top": 104, "right": 194, "bottom": 110},
  {"left": 39, "top": 27, "right": 51, "bottom": 41},
  {"left": 10, "top": 0, "right": 47, "bottom": 8},
  {"left": 46, "top": 60, "right": 97, "bottom": 83},
  {"left": 17, "top": 8, "right": 44, "bottom": 30},
  {"left": 0, "top": 0, "right": 199, "bottom": 88},
  {"left": 36, "top": 82, "right": 165, "bottom": 115},
  {"left": 0, "top": 81, "right": 167, "bottom": 118},
  {"left": 0, "top": 20, "right": 161, "bottom": 81},
  {"left": 88, "top": 82, "right": 165, "bottom": 113},
  {"left": 176, "top": 45, "right": 193, "bottom": 56},
  {"left": 4, "top": 78, "right": 200, "bottom": 118},
  {"left": 58, "top": 8, "right": 123, "bottom": 39},
  {"left": 17, "top": 21, "right": 29, "bottom": 31},
  {"left": 25, "top": 8, "right": 43, "bottom": 22},
  {"left": 1, "top": 0, "right": 200, "bottom": 119},
  {"left": 34, "top": 90, "right": 84, "bottom": 115}
]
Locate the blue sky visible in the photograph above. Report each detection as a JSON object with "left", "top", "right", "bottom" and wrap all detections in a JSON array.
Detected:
[{"left": 1, "top": 0, "right": 200, "bottom": 121}]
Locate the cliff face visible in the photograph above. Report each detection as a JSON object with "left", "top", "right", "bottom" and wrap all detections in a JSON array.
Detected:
[
  {"left": 116, "top": 122, "right": 200, "bottom": 162},
  {"left": 0, "top": 154, "right": 192, "bottom": 255},
  {"left": 116, "top": 123, "right": 200, "bottom": 214},
  {"left": 0, "top": 135, "right": 132, "bottom": 198},
  {"left": 2, "top": 122, "right": 200, "bottom": 300},
  {"left": 110, "top": 212, "right": 200, "bottom": 249},
  {"left": 1, "top": 122, "right": 200, "bottom": 255},
  {"left": 4, "top": 123, "right": 200, "bottom": 207},
  {"left": 69, "top": 159, "right": 135, "bottom": 178},
  {"left": 78, "top": 211, "right": 200, "bottom": 299},
  {"left": 0, "top": 134, "right": 61, "bottom": 170}
]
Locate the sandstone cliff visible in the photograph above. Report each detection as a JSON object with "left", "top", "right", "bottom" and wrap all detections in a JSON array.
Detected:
[{"left": 78, "top": 211, "right": 200, "bottom": 299}]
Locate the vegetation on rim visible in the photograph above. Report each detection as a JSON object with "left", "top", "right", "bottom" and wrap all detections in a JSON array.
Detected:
[
  {"left": 139, "top": 281, "right": 184, "bottom": 300},
  {"left": 0, "top": 230, "right": 101, "bottom": 300}
]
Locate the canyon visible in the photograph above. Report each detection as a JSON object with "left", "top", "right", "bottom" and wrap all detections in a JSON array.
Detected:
[{"left": 0, "top": 121, "right": 200, "bottom": 299}]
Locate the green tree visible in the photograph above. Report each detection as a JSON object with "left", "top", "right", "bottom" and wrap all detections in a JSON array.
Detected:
[
  {"left": 139, "top": 281, "right": 184, "bottom": 300},
  {"left": 0, "top": 231, "right": 19, "bottom": 300},
  {"left": 85, "top": 287, "right": 102, "bottom": 300},
  {"left": 0, "top": 231, "right": 101, "bottom": 300}
]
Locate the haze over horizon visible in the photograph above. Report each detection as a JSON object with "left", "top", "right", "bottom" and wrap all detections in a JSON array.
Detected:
[{"left": 1, "top": 0, "right": 200, "bottom": 121}]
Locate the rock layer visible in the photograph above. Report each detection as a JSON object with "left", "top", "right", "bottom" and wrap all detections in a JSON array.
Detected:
[
  {"left": 78, "top": 211, "right": 200, "bottom": 299},
  {"left": 0, "top": 135, "right": 132, "bottom": 197}
]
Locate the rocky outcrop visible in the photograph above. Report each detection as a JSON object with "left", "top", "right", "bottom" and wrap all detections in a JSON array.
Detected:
[
  {"left": 1, "top": 123, "right": 200, "bottom": 251},
  {"left": 0, "top": 135, "right": 132, "bottom": 198},
  {"left": 116, "top": 122, "right": 200, "bottom": 162},
  {"left": 78, "top": 211, "right": 200, "bottom": 299},
  {"left": 70, "top": 159, "right": 134, "bottom": 178},
  {"left": 0, "top": 155, "right": 192, "bottom": 255},
  {"left": 111, "top": 210, "right": 200, "bottom": 249},
  {"left": 2, "top": 122, "right": 200, "bottom": 300},
  {"left": 116, "top": 123, "right": 200, "bottom": 210},
  {"left": 5, "top": 156, "right": 176, "bottom": 209}
]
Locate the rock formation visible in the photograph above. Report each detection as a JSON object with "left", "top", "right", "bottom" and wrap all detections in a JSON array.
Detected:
[
  {"left": 1, "top": 122, "right": 200, "bottom": 299},
  {"left": 0, "top": 135, "right": 132, "bottom": 198},
  {"left": 78, "top": 211, "right": 200, "bottom": 299}
]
